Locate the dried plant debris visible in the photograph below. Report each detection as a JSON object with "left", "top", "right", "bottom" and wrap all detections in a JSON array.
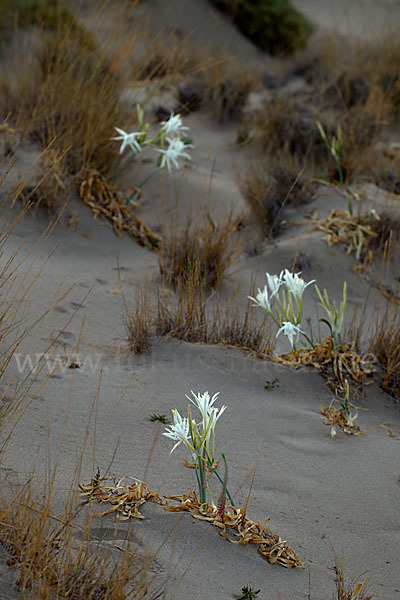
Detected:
[
  {"left": 320, "top": 399, "right": 392, "bottom": 439},
  {"left": 314, "top": 208, "right": 378, "bottom": 262},
  {"left": 272, "top": 337, "right": 374, "bottom": 398},
  {"left": 79, "top": 169, "right": 161, "bottom": 250},
  {"left": 80, "top": 474, "right": 168, "bottom": 520},
  {"left": 165, "top": 491, "right": 303, "bottom": 569},
  {"left": 314, "top": 205, "right": 399, "bottom": 265},
  {"left": 80, "top": 476, "right": 303, "bottom": 569},
  {"left": 314, "top": 204, "right": 400, "bottom": 304}
]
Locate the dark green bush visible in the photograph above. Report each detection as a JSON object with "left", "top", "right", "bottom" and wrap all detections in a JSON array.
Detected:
[
  {"left": 0, "top": 0, "right": 86, "bottom": 42},
  {"left": 210, "top": 0, "right": 314, "bottom": 55}
]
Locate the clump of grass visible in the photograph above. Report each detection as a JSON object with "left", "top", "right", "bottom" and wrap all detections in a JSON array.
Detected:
[
  {"left": 369, "top": 311, "right": 400, "bottom": 400},
  {"left": 125, "top": 280, "right": 275, "bottom": 358},
  {"left": 0, "top": 3, "right": 138, "bottom": 211},
  {"left": 123, "top": 284, "right": 153, "bottom": 354},
  {"left": 0, "top": 467, "right": 159, "bottom": 598},
  {"left": 132, "top": 30, "right": 196, "bottom": 81},
  {"left": 366, "top": 211, "right": 400, "bottom": 253},
  {"left": 209, "top": 0, "right": 313, "bottom": 55},
  {"left": 159, "top": 216, "right": 240, "bottom": 292},
  {"left": 240, "top": 161, "right": 309, "bottom": 237},
  {"left": 251, "top": 97, "right": 381, "bottom": 184},
  {"left": 330, "top": 555, "right": 373, "bottom": 599},
  {"left": 201, "top": 56, "right": 256, "bottom": 122},
  {"left": 251, "top": 98, "right": 324, "bottom": 165}
]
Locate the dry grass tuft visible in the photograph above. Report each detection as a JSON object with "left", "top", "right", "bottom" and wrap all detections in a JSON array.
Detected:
[
  {"left": 124, "top": 283, "right": 153, "bottom": 354},
  {"left": 0, "top": 476, "right": 157, "bottom": 599},
  {"left": 330, "top": 553, "right": 373, "bottom": 599},
  {"left": 0, "top": 4, "right": 139, "bottom": 211},
  {"left": 125, "top": 279, "right": 275, "bottom": 358},
  {"left": 251, "top": 97, "right": 381, "bottom": 184},
  {"left": 240, "top": 160, "right": 310, "bottom": 237},
  {"left": 201, "top": 57, "right": 257, "bottom": 122},
  {"left": 159, "top": 216, "right": 240, "bottom": 291},
  {"left": 369, "top": 311, "right": 400, "bottom": 400}
]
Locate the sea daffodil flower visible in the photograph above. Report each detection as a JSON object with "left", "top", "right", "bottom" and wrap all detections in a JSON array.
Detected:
[
  {"left": 248, "top": 286, "right": 271, "bottom": 312},
  {"left": 164, "top": 391, "right": 234, "bottom": 507},
  {"left": 266, "top": 272, "right": 284, "bottom": 298},
  {"left": 186, "top": 391, "right": 226, "bottom": 429},
  {"left": 160, "top": 113, "right": 189, "bottom": 137},
  {"left": 163, "top": 409, "right": 196, "bottom": 458},
  {"left": 156, "top": 137, "right": 192, "bottom": 172},
  {"left": 276, "top": 321, "right": 305, "bottom": 349},
  {"left": 111, "top": 127, "right": 143, "bottom": 154},
  {"left": 282, "top": 269, "right": 315, "bottom": 300}
]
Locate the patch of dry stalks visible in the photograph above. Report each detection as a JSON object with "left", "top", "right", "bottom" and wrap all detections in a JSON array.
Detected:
[
  {"left": 125, "top": 279, "right": 275, "bottom": 359},
  {"left": 240, "top": 160, "right": 310, "bottom": 237},
  {"left": 0, "top": 3, "right": 141, "bottom": 211},
  {"left": 159, "top": 215, "right": 241, "bottom": 291},
  {"left": 369, "top": 310, "right": 400, "bottom": 400}
]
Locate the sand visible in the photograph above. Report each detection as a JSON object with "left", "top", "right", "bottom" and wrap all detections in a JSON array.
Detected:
[{"left": 0, "top": 1, "right": 399, "bottom": 598}]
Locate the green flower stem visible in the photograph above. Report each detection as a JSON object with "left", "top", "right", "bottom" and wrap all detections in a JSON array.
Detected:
[
  {"left": 336, "top": 158, "right": 344, "bottom": 185},
  {"left": 193, "top": 462, "right": 201, "bottom": 492},
  {"left": 124, "top": 169, "right": 161, "bottom": 205},
  {"left": 197, "top": 455, "right": 206, "bottom": 504},
  {"left": 109, "top": 150, "right": 137, "bottom": 184},
  {"left": 300, "top": 331, "right": 314, "bottom": 349}
]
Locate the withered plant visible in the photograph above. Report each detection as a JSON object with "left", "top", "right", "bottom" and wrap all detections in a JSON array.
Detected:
[
  {"left": 159, "top": 216, "right": 241, "bottom": 292},
  {"left": 200, "top": 54, "right": 257, "bottom": 122},
  {"left": 240, "top": 160, "right": 310, "bottom": 237},
  {"left": 330, "top": 552, "right": 373, "bottom": 599},
  {"left": 0, "top": 2, "right": 138, "bottom": 212},
  {"left": 369, "top": 310, "right": 400, "bottom": 400},
  {"left": 125, "top": 279, "right": 275, "bottom": 358}
]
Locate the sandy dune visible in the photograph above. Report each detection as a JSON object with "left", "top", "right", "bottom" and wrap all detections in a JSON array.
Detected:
[{"left": 0, "top": 1, "right": 399, "bottom": 599}]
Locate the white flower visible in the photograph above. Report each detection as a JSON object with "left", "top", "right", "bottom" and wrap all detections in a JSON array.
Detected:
[
  {"left": 276, "top": 321, "right": 305, "bottom": 349},
  {"left": 186, "top": 391, "right": 226, "bottom": 446},
  {"left": 208, "top": 404, "right": 227, "bottom": 430},
  {"left": 163, "top": 409, "right": 194, "bottom": 455},
  {"left": 156, "top": 137, "right": 192, "bottom": 172},
  {"left": 282, "top": 269, "right": 315, "bottom": 300},
  {"left": 111, "top": 127, "right": 143, "bottom": 154},
  {"left": 248, "top": 286, "right": 271, "bottom": 312},
  {"left": 186, "top": 391, "right": 219, "bottom": 421},
  {"left": 160, "top": 113, "right": 189, "bottom": 137},
  {"left": 266, "top": 272, "right": 283, "bottom": 298}
]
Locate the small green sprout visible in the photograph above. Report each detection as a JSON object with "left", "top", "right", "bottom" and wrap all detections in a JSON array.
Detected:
[
  {"left": 238, "top": 585, "right": 261, "bottom": 600},
  {"left": 264, "top": 378, "right": 279, "bottom": 389},
  {"left": 339, "top": 380, "right": 351, "bottom": 418},
  {"left": 352, "top": 226, "right": 364, "bottom": 264},
  {"left": 317, "top": 121, "right": 344, "bottom": 185},
  {"left": 314, "top": 281, "right": 347, "bottom": 346},
  {"left": 149, "top": 413, "right": 171, "bottom": 424}
]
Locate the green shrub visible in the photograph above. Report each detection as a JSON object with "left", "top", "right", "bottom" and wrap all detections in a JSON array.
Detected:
[
  {"left": 210, "top": 0, "right": 313, "bottom": 55},
  {"left": 0, "top": 0, "right": 87, "bottom": 42}
]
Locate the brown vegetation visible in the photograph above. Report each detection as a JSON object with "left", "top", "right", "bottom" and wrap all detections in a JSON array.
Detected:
[
  {"left": 159, "top": 215, "right": 241, "bottom": 291},
  {"left": 125, "top": 279, "right": 275, "bottom": 359},
  {"left": 369, "top": 311, "right": 400, "bottom": 400}
]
